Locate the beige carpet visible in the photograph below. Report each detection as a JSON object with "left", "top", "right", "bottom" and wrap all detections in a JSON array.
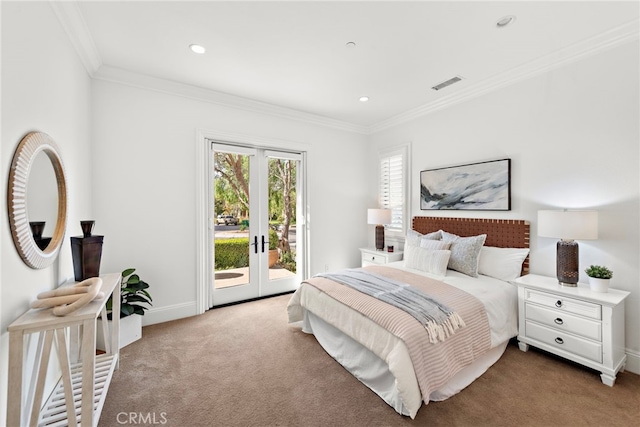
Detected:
[{"left": 99, "top": 294, "right": 640, "bottom": 427}]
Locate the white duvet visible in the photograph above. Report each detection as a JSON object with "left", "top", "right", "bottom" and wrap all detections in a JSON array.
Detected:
[{"left": 288, "top": 262, "right": 518, "bottom": 418}]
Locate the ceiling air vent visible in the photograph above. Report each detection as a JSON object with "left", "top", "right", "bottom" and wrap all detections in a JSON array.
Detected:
[{"left": 431, "top": 76, "right": 463, "bottom": 91}]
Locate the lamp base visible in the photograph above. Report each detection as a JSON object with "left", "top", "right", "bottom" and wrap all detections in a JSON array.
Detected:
[
  {"left": 375, "top": 225, "right": 385, "bottom": 251},
  {"left": 557, "top": 240, "right": 579, "bottom": 286}
]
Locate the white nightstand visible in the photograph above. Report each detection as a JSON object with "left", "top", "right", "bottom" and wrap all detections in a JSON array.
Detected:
[
  {"left": 359, "top": 248, "right": 403, "bottom": 267},
  {"left": 514, "top": 274, "right": 629, "bottom": 386}
]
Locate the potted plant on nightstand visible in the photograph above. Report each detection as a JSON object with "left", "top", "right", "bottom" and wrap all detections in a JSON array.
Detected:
[
  {"left": 585, "top": 265, "right": 613, "bottom": 293},
  {"left": 97, "top": 268, "right": 153, "bottom": 350}
]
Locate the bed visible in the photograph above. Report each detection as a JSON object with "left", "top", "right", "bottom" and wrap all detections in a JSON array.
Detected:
[{"left": 287, "top": 216, "right": 530, "bottom": 418}]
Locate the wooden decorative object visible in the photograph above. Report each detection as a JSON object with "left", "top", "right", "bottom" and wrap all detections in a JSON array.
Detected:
[
  {"left": 7, "top": 132, "right": 68, "bottom": 269},
  {"left": 412, "top": 216, "right": 531, "bottom": 275},
  {"left": 30, "top": 278, "right": 105, "bottom": 316}
]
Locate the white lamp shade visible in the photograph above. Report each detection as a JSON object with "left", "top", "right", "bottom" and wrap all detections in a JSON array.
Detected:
[
  {"left": 538, "top": 210, "right": 598, "bottom": 240},
  {"left": 367, "top": 208, "right": 392, "bottom": 225}
]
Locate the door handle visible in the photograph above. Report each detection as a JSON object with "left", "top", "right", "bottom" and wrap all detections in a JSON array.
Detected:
[
  {"left": 261, "top": 235, "right": 269, "bottom": 253},
  {"left": 250, "top": 235, "right": 258, "bottom": 254}
]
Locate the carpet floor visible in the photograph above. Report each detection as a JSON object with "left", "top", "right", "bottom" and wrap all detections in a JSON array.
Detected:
[{"left": 99, "top": 293, "right": 640, "bottom": 427}]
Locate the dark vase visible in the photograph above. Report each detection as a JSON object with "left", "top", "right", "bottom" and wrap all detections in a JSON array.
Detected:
[
  {"left": 30, "top": 221, "right": 51, "bottom": 250},
  {"left": 29, "top": 221, "right": 46, "bottom": 239},
  {"left": 80, "top": 220, "right": 95, "bottom": 237},
  {"left": 71, "top": 220, "right": 103, "bottom": 281}
]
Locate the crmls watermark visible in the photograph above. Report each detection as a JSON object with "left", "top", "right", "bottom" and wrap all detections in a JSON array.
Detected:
[{"left": 117, "top": 412, "right": 168, "bottom": 425}]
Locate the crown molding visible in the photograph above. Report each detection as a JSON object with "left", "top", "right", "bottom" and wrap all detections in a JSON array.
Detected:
[
  {"left": 370, "top": 18, "right": 640, "bottom": 134},
  {"left": 52, "top": 2, "right": 637, "bottom": 136},
  {"left": 92, "top": 66, "right": 368, "bottom": 134},
  {"left": 49, "top": 0, "right": 102, "bottom": 75}
]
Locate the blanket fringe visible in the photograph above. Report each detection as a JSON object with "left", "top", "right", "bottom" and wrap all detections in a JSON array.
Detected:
[{"left": 427, "top": 312, "right": 466, "bottom": 343}]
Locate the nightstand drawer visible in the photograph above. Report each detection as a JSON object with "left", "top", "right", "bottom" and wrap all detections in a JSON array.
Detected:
[
  {"left": 526, "top": 321, "right": 602, "bottom": 363},
  {"left": 362, "top": 252, "right": 384, "bottom": 265},
  {"left": 525, "top": 289, "right": 601, "bottom": 320},
  {"left": 525, "top": 303, "right": 601, "bottom": 341}
]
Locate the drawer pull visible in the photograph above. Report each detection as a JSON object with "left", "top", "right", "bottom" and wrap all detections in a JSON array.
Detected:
[
  {"left": 555, "top": 337, "right": 564, "bottom": 345},
  {"left": 554, "top": 318, "right": 564, "bottom": 325},
  {"left": 555, "top": 300, "right": 563, "bottom": 308}
]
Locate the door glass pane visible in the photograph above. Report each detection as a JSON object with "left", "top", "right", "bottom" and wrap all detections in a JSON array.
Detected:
[
  {"left": 267, "top": 157, "right": 297, "bottom": 282},
  {"left": 213, "top": 152, "right": 250, "bottom": 289}
]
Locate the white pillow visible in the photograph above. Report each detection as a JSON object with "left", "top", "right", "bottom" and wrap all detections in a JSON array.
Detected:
[
  {"left": 423, "top": 230, "right": 442, "bottom": 240},
  {"left": 441, "top": 230, "right": 487, "bottom": 277},
  {"left": 405, "top": 229, "right": 424, "bottom": 248},
  {"left": 404, "top": 245, "right": 451, "bottom": 277},
  {"left": 478, "top": 246, "right": 530, "bottom": 281},
  {"left": 404, "top": 229, "right": 444, "bottom": 255},
  {"left": 420, "top": 239, "right": 451, "bottom": 250}
]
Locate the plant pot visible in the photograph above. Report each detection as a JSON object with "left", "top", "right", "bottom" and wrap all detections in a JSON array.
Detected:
[
  {"left": 268, "top": 249, "right": 279, "bottom": 267},
  {"left": 96, "top": 314, "right": 142, "bottom": 351},
  {"left": 589, "top": 277, "right": 610, "bottom": 293}
]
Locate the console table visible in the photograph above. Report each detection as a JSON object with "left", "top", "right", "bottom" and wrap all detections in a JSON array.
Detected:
[{"left": 7, "top": 273, "right": 121, "bottom": 427}]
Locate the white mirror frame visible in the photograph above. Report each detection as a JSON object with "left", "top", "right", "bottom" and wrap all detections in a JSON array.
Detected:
[{"left": 8, "top": 132, "right": 68, "bottom": 269}]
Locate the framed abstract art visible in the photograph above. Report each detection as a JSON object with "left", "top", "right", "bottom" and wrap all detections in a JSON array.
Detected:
[{"left": 420, "top": 158, "right": 511, "bottom": 210}]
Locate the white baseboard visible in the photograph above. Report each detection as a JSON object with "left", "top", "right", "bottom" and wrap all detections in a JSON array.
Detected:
[
  {"left": 625, "top": 348, "right": 640, "bottom": 375},
  {"left": 141, "top": 301, "right": 199, "bottom": 326}
]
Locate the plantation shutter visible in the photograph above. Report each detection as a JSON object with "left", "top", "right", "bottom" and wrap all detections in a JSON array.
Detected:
[{"left": 379, "top": 150, "right": 404, "bottom": 232}]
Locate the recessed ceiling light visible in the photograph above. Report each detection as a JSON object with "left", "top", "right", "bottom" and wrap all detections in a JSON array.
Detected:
[
  {"left": 496, "top": 15, "right": 516, "bottom": 28},
  {"left": 359, "top": 96, "right": 369, "bottom": 102},
  {"left": 346, "top": 41, "right": 356, "bottom": 48},
  {"left": 189, "top": 44, "right": 206, "bottom": 54}
]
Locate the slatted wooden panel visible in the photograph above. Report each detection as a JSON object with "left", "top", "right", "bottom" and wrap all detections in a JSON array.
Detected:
[{"left": 412, "top": 216, "right": 531, "bottom": 275}]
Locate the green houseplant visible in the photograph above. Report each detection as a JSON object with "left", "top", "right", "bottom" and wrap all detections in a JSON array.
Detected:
[
  {"left": 98, "top": 268, "right": 153, "bottom": 350},
  {"left": 585, "top": 265, "right": 613, "bottom": 279},
  {"left": 269, "top": 228, "right": 279, "bottom": 251},
  {"left": 106, "top": 268, "right": 153, "bottom": 319},
  {"left": 268, "top": 228, "right": 279, "bottom": 267},
  {"left": 585, "top": 265, "right": 612, "bottom": 293}
]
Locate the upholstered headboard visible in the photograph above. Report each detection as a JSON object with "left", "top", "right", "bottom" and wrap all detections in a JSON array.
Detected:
[{"left": 412, "top": 216, "right": 531, "bottom": 275}]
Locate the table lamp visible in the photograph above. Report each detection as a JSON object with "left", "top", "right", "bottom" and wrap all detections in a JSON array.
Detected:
[
  {"left": 538, "top": 210, "right": 598, "bottom": 286},
  {"left": 367, "top": 208, "right": 392, "bottom": 251}
]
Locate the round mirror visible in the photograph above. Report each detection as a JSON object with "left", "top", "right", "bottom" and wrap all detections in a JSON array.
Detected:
[
  {"left": 27, "top": 152, "right": 59, "bottom": 250},
  {"left": 8, "top": 132, "right": 68, "bottom": 269}
]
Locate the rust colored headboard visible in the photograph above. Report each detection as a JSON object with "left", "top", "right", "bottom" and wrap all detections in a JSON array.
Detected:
[{"left": 412, "top": 216, "right": 531, "bottom": 275}]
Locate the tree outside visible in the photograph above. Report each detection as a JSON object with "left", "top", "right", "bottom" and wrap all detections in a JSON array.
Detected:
[{"left": 214, "top": 153, "right": 296, "bottom": 273}]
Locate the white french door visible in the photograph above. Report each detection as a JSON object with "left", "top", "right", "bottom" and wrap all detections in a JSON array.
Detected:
[{"left": 209, "top": 142, "right": 304, "bottom": 306}]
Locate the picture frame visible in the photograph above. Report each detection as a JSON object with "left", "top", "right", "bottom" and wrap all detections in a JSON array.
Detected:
[{"left": 420, "top": 158, "right": 511, "bottom": 210}]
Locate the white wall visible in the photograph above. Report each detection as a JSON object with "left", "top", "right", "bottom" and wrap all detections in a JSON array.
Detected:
[
  {"left": 90, "top": 79, "right": 369, "bottom": 323},
  {"left": 0, "top": 3, "right": 370, "bottom": 420},
  {"left": 0, "top": 1, "right": 94, "bottom": 422},
  {"left": 1, "top": 4, "right": 638, "bottom": 423},
  {"left": 369, "top": 41, "right": 640, "bottom": 371}
]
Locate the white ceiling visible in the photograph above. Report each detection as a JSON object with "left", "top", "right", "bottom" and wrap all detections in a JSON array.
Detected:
[{"left": 65, "top": 1, "right": 639, "bottom": 132}]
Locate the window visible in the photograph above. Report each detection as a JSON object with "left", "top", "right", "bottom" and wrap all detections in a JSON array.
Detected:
[{"left": 379, "top": 144, "right": 409, "bottom": 235}]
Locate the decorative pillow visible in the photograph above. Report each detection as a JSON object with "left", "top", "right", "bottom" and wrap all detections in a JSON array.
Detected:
[
  {"left": 423, "top": 230, "right": 442, "bottom": 240},
  {"left": 405, "top": 229, "right": 424, "bottom": 248},
  {"left": 404, "top": 245, "right": 451, "bottom": 277},
  {"left": 419, "top": 239, "right": 451, "bottom": 250},
  {"left": 478, "top": 246, "right": 530, "bottom": 281},
  {"left": 440, "top": 231, "right": 487, "bottom": 277},
  {"left": 405, "top": 229, "right": 445, "bottom": 255}
]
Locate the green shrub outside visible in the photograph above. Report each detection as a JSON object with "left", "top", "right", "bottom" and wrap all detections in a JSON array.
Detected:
[
  {"left": 215, "top": 238, "right": 249, "bottom": 270},
  {"left": 268, "top": 228, "right": 279, "bottom": 250}
]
